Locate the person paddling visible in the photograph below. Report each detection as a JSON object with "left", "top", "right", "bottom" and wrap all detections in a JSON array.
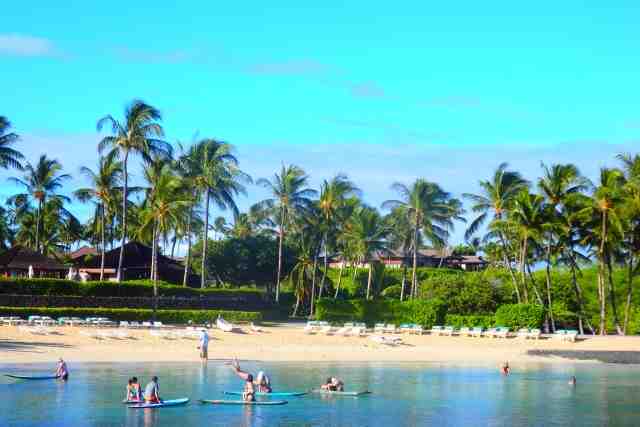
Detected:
[
  {"left": 144, "top": 376, "right": 162, "bottom": 404},
  {"left": 55, "top": 358, "right": 69, "bottom": 381}
]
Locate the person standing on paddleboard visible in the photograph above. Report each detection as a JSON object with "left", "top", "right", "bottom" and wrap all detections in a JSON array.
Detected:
[
  {"left": 55, "top": 358, "right": 68, "bottom": 381},
  {"left": 198, "top": 329, "right": 209, "bottom": 362}
]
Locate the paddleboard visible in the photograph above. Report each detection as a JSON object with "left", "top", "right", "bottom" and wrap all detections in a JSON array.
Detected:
[
  {"left": 224, "top": 391, "right": 307, "bottom": 397},
  {"left": 5, "top": 374, "right": 59, "bottom": 380},
  {"left": 127, "top": 398, "right": 189, "bottom": 409},
  {"left": 311, "top": 389, "right": 371, "bottom": 396},
  {"left": 122, "top": 399, "right": 144, "bottom": 404},
  {"left": 200, "top": 399, "right": 288, "bottom": 406}
]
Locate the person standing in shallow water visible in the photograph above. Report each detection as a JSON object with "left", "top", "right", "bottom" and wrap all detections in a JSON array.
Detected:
[
  {"left": 568, "top": 376, "right": 577, "bottom": 386},
  {"left": 55, "top": 358, "right": 69, "bottom": 381},
  {"left": 500, "top": 361, "right": 510, "bottom": 375},
  {"left": 198, "top": 329, "right": 209, "bottom": 362}
]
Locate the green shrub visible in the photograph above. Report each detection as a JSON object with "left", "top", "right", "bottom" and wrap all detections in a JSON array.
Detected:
[
  {"left": 495, "top": 303, "right": 545, "bottom": 329},
  {"left": 380, "top": 285, "right": 401, "bottom": 299},
  {"left": 445, "top": 314, "right": 495, "bottom": 329},
  {"left": 0, "top": 306, "right": 261, "bottom": 324},
  {"left": 0, "top": 278, "right": 265, "bottom": 300},
  {"left": 315, "top": 298, "right": 446, "bottom": 328}
]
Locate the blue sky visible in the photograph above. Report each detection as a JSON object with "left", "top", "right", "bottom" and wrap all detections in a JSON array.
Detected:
[{"left": 1, "top": 1, "right": 639, "bottom": 247}]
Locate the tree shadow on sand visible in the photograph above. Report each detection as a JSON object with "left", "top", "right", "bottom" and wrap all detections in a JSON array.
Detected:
[{"left": 0, "top": 339, "right": 72, "bottom": 353}]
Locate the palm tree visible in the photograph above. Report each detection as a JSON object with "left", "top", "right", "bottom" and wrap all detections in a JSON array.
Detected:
[
  {"left": 97, "top": 99, "right": 170, "bottom": 281},
  {"left": 0, "top": 116, "right": 24, "bottom": 170},
  {"left": 579, "top": 168, "right": 626, "bottom": 335},
  {"left": 74, "top": 153, "right": 122, "bottom": 280},
  {"left": 317, "top": 174, "right": 360, "bottom": 298},
  {"left": 537, "top": 163, "right": 590, "bottom": 331},
  {"left": 463, "top": 163, "right": 529, "bottom": 302},
  {"left": 342, "top": 205, "right": 388, "bottom": 300},
  {"left": 257, "top": 164, "right": 317, "bottom": 301},
  {"left": 617, "top": 153, "right": 640, "bottom": 334},
  {"left": 139, "top": 162, "right": 191, "bottom": 315},
  {"left": 383, "top": 179, "right": 462, "bottom": 298},
  {"left": 385, "top": 206, "right": 417, "bottom": 301},
  {"left": 9, "top": 155, "right": 71, "bottom": 253},
  {"left": 190, "top": 139, "right": 249, "bottom": 288}
]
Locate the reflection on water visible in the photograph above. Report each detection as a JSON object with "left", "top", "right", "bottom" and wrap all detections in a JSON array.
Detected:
[{"left": 1, "top": 362, "right": 640, "bottom": 426}]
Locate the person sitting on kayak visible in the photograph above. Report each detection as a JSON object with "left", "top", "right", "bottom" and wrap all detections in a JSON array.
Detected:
[
  {"left": 55, "top": 358, "right": 69, "bottom": 381},
  {"left": 321, "top": 377, "right": 344, "bottom": 391},
  {"left": 230, "top": 359, "right": 272, "bottom": 393},
  {"left": 242, "top": 374, "right": 256, "bottom": 402},
  {"left": 144, "top": 376, "right": 162, "bottom": 404}
]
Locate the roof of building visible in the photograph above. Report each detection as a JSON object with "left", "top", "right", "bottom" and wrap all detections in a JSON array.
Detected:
[
  {"left": 76, "top": 241, "right": 182, "bottom": 269},
  {"left": 69, "top": 246, "right": 98, "bottom": 260},
  {"left": 0, "top": 246, "right": 67, "bottom": 270}
]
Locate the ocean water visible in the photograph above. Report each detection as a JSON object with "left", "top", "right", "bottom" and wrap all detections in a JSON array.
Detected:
[{"left": 1, "top": 361, "right": 639, "bottom": 426}]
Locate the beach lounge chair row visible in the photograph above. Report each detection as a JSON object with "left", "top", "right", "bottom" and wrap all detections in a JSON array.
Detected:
[
  {"left": 516, "top": 328, "right": 542, "bottom": 339},
  {"left": 553, "top": 329, "right": 579, "bottom": 342},
  {"left": 430, "top": 325, "right": 513, "bottom": 338},
  {"left": 373, "top": 323, "right": 398, "bottom": 334},
  {"left": 398, "top": 324, "right": 424, "bottom": 335}
]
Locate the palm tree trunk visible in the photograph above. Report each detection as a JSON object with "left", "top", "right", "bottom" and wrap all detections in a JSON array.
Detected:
[
  {"left": 520, "top": 236, "right": 529, "bottom": 303},
  {"left": 310, "top": 256, "right": 318, "bottom": 317},
  {"left": 623, "top": 256, "right": 635, "bottom": 335},
  {"left": 117, "top": 150, "right": 129, "bottom": 282},
  {"left": 412, "top": 222, "right": 419, "bottom": 299},
  {"left": 275, "top": 206, "right": 285, "bottom": 302},
  {"left": 152, "top": 223, "right": 159, "bottom": 321},
  {"left": 201, "top": 190, "right": 210, "bottom": 289},
  {"left": 400, "top": 264, "right": 407, "bottom": 302},
  {"left": 545, "top": 241, "right": 555, "bottom": 332},
  {"left": 352, "top": 261, "right": 358, "bottom": 294},
  {"left": 100, "top": 204, "right": 106, "bottom": 281},
  {"left": 499, "top": 233, "right": 521, "bottom": 303},
  {"left": 318, "top": 232, "right": 328, "bottom": 299},
  {"left": 598, "top": 212, "right": 607, "bottom": 335},
  {"left": 35, "top": 199, "right": 42, "bottom": 253},
  {"left": 606, "top": 254, "right": 623, "bottom": 335},
  {"left": 526, "top": 264, "right": 544, "bottom": 306},
  {"left": 171, "top": 236, "right": 177, "bottom": 259},
  {"left": 183, "top": 205, "right": 193, "bottom": 287},
  {"left": 150, "top": 220, "right": 157, "bottom": 281},
  {"left": 334, "top": 262, "right": 344, "bottom": 298},
  {"left": 366, "top": 263, "right": 373, "bottom": 300}
]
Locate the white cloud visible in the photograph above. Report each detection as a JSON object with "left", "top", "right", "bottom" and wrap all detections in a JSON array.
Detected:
[{"left": 0, "top": 33, "right": 55, "bottom": 57}]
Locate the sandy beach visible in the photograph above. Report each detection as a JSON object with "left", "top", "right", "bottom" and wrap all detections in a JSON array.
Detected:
[{"left": 1, "top": 324, "right": 639, "bottom": 366}]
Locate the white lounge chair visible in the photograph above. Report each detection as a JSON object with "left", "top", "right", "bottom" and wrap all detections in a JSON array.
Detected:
[
  {"left": 442, "top": 326, "right": 456, "bottom": 336},
  {"left": 430, "top": 325, "right": 444, "bottom": 335},
  {"left": 303, "top": 322, "right": 316, "bottom": 334},
  {"left": 374, "top": 323, "right": 386, "bottom": 334},
  {"left": 153, "top": 321, "right": 164, "bottom": 328},
  {"left": 459, "top": 327, "right": 471, "bottom": 337},
  {"left": 411, "top": 324, "right": 424, "bottom": 335},
  {"left": 527, "top": 328, "right": 541, "bottom": 340},
  {"left": 470, "top": 327, "right": 484, "bottom": 338},
  {"left": 119, "top": 321, "right": 130, "bottom": 328},
  {"left": 350, "top": 326, "right": 366, "bottom": 337},
  {"left": 335, "top": 326, "right": 350, "bottom": 336},
  {"left": 319, "top": 325, "right": 334, "bottom": 335},
  {"left": 216, "top": 317, "right": 236, "bottom": 332},
  {"left": 250, "top": 322, "right": 263, "bottom": 333},
  {"left": 142, "top": 321, "right": 152, "bottom": 328},
  {"left": 384, "top": 324, "right": 397, "bottom": 334}
]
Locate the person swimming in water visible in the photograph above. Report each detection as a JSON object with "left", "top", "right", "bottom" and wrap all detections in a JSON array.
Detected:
[
  {"left": 55, "top": 358, "right": 69, "bottom": 381},
  {"left": 230, "top": 359, "right": 272, "bottom": 393},
  {"left": 568, "top": 376, "right": 577, "bottom": 386}
]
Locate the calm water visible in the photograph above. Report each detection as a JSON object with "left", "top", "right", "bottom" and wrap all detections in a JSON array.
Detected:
[{"left": 1, "top": 361, "right": 639, "bottom": 426}]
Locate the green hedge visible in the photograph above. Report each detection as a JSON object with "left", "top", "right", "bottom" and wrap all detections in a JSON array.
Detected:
[
  {"left": 0, "top": 278, "right": 265, "bottom": 299},
  {"left": 444, "top": 314, "right": 495, "bottom": 329},
  {"left": 315, "top": 298, "right": 447, "bottom": 328},
  {"left": 0, "top": 306, "right": 261, "bottom": 323},
  {"left": 495, "top": 304, "right": 545, "bottom": 329}
]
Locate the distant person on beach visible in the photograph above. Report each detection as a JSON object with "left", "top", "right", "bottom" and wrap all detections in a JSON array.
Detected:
[
  {"left": 230, "top": 359, "right": 272, "bottom": 393},
  {"left": 55, "top": 358, "right": 69, "bottom": 380},
  {"left": 500, "top": 361, "right": 510, "bottom": 375},
  {"left": 144, "top": 376, "right": 162, "bottom": 403},
  {"left": 569, "top": 376, "right": 577, "bottom": 386},
  {"left": 198, "top": 329, "right": 209, "bottom": 362},
  {"left": 321, "top": 377, "right": 344, "bottom": 391}
]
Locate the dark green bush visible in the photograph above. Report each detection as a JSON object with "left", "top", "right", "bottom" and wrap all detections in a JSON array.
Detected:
[
  {"left": 315, "top": 298, "right": 446, "bottom": 328},
  {"left": 495, "top": 304, "right": 545, "bottom": 329},
  {"left": 0, "top": 278, "right": 265, "bottom": 299},
  {"left": 445, "top": 314, "right": 495, "bottom": 329},
  {"left": 0, "top": 306, "right": 261, "bottom": 323}
]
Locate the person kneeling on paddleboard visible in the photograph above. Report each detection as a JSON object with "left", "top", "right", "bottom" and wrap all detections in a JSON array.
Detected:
[
  {"left": 144, "top": 376, "right": 162, "bottom": 404},
  {"left": 55, "top": 358, "right": 69, "bottom": 381},
  {"left": 321, "top": 377, "right": 344, "bottom": 391}
]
